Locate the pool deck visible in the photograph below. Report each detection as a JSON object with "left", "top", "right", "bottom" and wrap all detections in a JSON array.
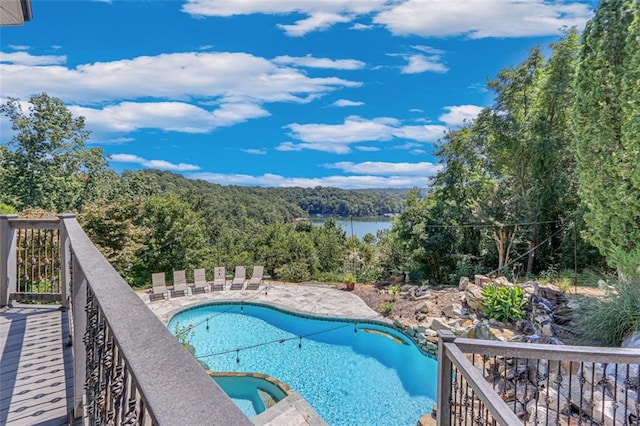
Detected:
[{"left": 140, "top": 282, "right": 386, "bottom": 326}]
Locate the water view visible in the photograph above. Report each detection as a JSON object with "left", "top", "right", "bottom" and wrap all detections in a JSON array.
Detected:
[
  {"left": 169, "top": 303, "right": 437, "bottom": 426},
  {"left": 310, "top": 217, "right": 394, "bottom": 239}
]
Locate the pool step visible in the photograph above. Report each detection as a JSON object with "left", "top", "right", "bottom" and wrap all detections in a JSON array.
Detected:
[{"left": 258, "top": 388, "right": 278, "bottom": 409}]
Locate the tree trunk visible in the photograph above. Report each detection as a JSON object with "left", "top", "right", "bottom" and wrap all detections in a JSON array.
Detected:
[
  {"left": 526, "top": 226, "right": 538, "bottom": 274},
  {"left": 493, "top": 225, "right": 518, "bottom": 271}
]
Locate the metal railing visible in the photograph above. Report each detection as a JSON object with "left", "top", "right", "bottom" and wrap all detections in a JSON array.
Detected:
[
  {"left": 437, "top": 330, "right": 640, "bottom": 425},
  {"left": 1, "top": 214, "right": 252, "bottom": 425}
]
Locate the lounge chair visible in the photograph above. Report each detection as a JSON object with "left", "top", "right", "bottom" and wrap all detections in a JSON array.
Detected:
[
  {"left": 229, "top": 266, "right": 246, "bottom": 290},
  {"left": 151, "top": 272, "right": 169, "bottom": 301},
  {"left": 173, "top": 270, "right": 188, "bottom": 297},
  {"left": 212, "top": 266, "right": 226, "bottom": 291},
  {"left": 246, "top": 265, "right": 264, "bottom": 290},
  {"left": 193, "top": 268, "right": 208, "bottom": 294}
]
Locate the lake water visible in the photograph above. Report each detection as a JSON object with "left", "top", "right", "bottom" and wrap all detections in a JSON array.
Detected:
[{"left": 310, "top": 217, "right": 393, "bottom": 239}]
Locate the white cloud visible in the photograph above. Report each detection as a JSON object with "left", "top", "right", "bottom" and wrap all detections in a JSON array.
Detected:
[
  {"left": 9, "top": 45, "right": 30, "bottom": 51},
  {"left": 401, "top": 54, "right": 448, "bottom": 74},
  {"left": 332, "top": 99, "right": 364, "bottom": 107},
  {"left": 273, "top": 55, "right": 365, "bottom": 70},
  {"left": 0, "top": 52, "right": 67, "bottom": 66},
  {"left": 69, "top": 101, "right": 269, "bottom": 134},
  {"left": 392, "top": 45, "right": 448, "bottom": 74},
  {"left": 242, "top": 148, "right": 267, "bottom": 155},
  {"left": 284, "top": 115, "right": 446, "bottom": 153},
  {"left": 182, "top": 0, "right": 591, "bottom": 38},
  {"left": 1, "top": 51, "right": 360, "bottom": 135},
  {"left": 278, "top": 12, "right": 352, "bottom": 36},
  {"left": 350, "top": 23, "right": 374, "bottom": 31},
  {"left": 354, "top": 146, "right": 380, "bottom": 152},
  {"left": 439, "top": 105, "right": 484, "bottom": 126},
  {"left": 1, "top": 51, "right": 359, "bottom": 103},
  {"left": 182, "top": 0, "right": 388, "bottom": 36},
  {"left": 110, "top": 154, "right": 201, "bottom": 171},
  {"left": 325, "top": 161, "right": 441, "bottom": 176},
  {"left": 187, "top": 172, "right": 427, "bottom": 189},
  {"left": 275, "top": 141, "right": 352, "bottom": 154},
  {"left": 374, "top": 0, "right": 592, "bottom": 38}
]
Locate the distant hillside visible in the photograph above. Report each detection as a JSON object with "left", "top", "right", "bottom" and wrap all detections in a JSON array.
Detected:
[{"left": 140, "top": 170, "right": 408, "bottom": 217}]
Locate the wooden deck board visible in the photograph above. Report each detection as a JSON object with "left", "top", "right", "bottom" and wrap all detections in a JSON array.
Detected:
[{"left": 0, "top": 304, "right": 73, "bottom": 426}]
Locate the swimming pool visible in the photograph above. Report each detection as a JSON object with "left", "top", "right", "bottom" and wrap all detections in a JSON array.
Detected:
[
  {"left": 211, "top": 373, "right": 288, "bottom": 417},
  {"left": 168, "top": 303, "right": 438, "bottom": 426}
]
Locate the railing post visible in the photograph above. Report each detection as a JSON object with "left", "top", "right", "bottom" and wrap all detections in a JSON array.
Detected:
[
  {"left": 437, "top": 330, "right": 456, "bottom": 426},
  {"left": 58, "top": 213, "right": 75, "bottom": 309},
  {"left": 0, "top": 214, "right": 18, "bottom": 307},
  {"left": 71, "top": 250, "right": 87, "bottom": 419}
]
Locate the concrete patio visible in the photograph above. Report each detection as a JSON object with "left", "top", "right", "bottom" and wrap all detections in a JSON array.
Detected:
[{"left": 140, "top": 282, "right": 386, "bottom": 326}]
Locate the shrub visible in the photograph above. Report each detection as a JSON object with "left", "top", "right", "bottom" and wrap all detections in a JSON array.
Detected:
[
  {"left": 481, "top": 284, "right": 527, "bottom": 323},
  {"left": 574, "top": 283, "right": 640, "bottom": 347},
  {"left": 173, "top": 321, "right": 195, "bottom": 354},
  {"left": 388, "top": 284, "right": 401, "bottom": 299},
  {"left": 380, "top": 301, "right": 394, "bottom": 316}
]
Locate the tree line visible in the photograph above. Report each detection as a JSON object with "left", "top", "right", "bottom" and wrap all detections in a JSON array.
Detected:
[{"left": 1, "top": 0, "right": 638, "bottom": 296}]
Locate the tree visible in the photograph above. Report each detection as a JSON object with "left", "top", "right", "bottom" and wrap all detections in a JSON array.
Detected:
[
  {"left": 573, "top": 0, "right": 640, "bottom": 270},
  {"left": 0, "top": 93, "right": 107, "bottom": 212},
  {"left": 129, "top": 193, "right": 209, "bottom": 287}
]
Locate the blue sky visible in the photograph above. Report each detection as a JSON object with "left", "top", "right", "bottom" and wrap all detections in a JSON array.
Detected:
[{"left": 1, "top": 0, "right": 597, "bottom": 189}]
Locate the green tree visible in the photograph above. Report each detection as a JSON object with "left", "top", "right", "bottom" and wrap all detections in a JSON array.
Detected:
[
  {"left": 0, "top": 93, "right": 107, "bottom": 212},
  {"left": 573, "top": 0, "right": 640, "bottom": 270},
  {"left": 129, "top": 193, "right": 209, "bottom": 287},
  {"left": 79, "top": 200, "right": 150, "bottom": 284}
]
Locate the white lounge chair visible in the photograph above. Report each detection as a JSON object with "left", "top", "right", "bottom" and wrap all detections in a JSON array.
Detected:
[
  {"left": 151, "top": 272, "right": 168, "bottom": 301},
  {"left": 246, "top": 265, "right": 264, "bottom": 290},
  {"left": 212, "top": 266, "right": 226, "bottom": 291},
  {"left": 229, "top": 266, "right": 246, "bottom": 290},
  {"left": 173, "top": 270, "right": 188, "bottom": 297},
  {"left": 193, "top": 268, "right": 208, "bottom": 294}
]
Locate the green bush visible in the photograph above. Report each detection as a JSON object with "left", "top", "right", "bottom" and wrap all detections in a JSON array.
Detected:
[
  {"left": 481, "top": 284, "right": 527, "bottom": 323},
  {"left": 574, "top": 283, "right": 640, "bottom": 347},
  {"left": 343, "top": 272, "right": 357, "bottom": 284},
  {"left": 380, "top": 301, "right": 394, "bottom": 316}
]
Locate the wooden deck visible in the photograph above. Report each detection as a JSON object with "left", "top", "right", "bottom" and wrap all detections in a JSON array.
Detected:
[{"left": 0, "top": 304, "right": 73, "bottom": 425}]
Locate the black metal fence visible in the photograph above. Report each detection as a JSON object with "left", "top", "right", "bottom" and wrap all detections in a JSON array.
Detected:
[{"left": 437, "top": 330, "right": 640, "bottom": 425}]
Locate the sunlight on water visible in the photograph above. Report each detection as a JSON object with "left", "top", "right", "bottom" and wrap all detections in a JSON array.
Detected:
[{"left": 169, "top": 303, "right": 437, "bottom": 426}]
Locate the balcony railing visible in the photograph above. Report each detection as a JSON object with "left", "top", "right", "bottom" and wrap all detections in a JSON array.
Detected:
[
  {"left": 437, "top": 330, "right": 640, "bottom": 425},
  {"left": 1, "top": 214, "right": 252, "bottom": 425}
]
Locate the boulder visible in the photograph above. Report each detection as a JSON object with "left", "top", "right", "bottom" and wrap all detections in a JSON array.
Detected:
[
  {"left": 515, "top": 319, "right": 536, "bottom": 335},
  {"left": 622, "top": 330, "right": 640, "bottom": 349},
  {"left": 428, "top": 317, "right": 451, "bottom": 331},
  {"left": 474, "top": 274, "right": 491, "bottom": 287},
  {"left": 464, "top": 284, "right": 484, "bottom": 311},
  {"left": 493, "top": 275, "right": 512, "bottom": 287},
  {"left": 415, "top": 301, "right": 436, "bottom": 315},
  {"left": 458, "top": 276, "right": 470, "bottom": 291},
  {"left": 526, "top": 405, "right": 562, "bottom": 426},
  {"left": 442, "top": 303, "right": 464, "bottom": 319}
]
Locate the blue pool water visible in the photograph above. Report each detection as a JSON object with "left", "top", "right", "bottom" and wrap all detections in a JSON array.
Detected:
[
  {"left": 168, "top": 303, "right": 438, "bottom": 426},
  {"left": 212, "top": 375, "right": 287, "bottom": 417}
]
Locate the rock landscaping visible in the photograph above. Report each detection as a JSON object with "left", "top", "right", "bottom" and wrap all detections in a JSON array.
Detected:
[{"left": 353, "top": 276, "right": 640, "bottom": 425}]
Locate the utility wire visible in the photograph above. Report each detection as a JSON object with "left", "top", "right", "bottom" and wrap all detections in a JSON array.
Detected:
[
  {"left": 485, "top": 226, "right": 566, "bottom": 276},
  {"left": 193, "top": 321, "right": 362, "bottom": 359},
  {"left": 417, "top": 219, "right": 562, "bottom": 229}
]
